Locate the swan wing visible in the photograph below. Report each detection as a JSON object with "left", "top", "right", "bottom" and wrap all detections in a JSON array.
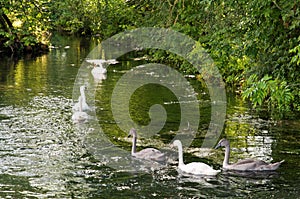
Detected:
[
  {"left": 72, "top": 112, "right": 89, "bottom": 123},
  {"left": 259, "top": 160, "right": 285, "bottom": 171},
  {"left": 181, "top": 162, "right": 220, "bottom": 175},
  {"left": 72, "top": 102, "right": 80, "bottom": 111},
  {"left": 228, "top": 159, "right": 274, "bottom": 171},
  {"left": 235, "top": 158, "right": 266, "bottom": 165},
  {"left": 81, "top": 102, "right": 90, "bottom": 111},
  {"left": 133, "top": 148, "right": 165, "bottom": 162},
  {"left": 92, "top": 66, "right": 107, "bottom": 75},
  {"left": 72, "top": 102, "right": 90, "bottom": 112},
  {"left": 253, "top": 160, "right": 285, "bottom": 171}
]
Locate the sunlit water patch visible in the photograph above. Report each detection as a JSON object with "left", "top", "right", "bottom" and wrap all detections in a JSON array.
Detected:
[{"left": 0, "top": 95, "right": 91, "bottom": 197}]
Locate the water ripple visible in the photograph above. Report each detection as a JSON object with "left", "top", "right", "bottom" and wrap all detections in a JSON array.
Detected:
[{"left": 0, "top": 95, "right": 90, "bottom": 197}]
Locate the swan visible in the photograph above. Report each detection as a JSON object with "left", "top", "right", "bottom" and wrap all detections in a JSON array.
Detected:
[
  {"left": 173, "top": 140, "right": 220, "bottom": 176},
  {"left": 215, "top": 138, "right": 285, "bottom": 171},
  {"left": 91, "top": 63, "right": 107, "bottom": 76},
  {"left": 72, "top": 96, "right": 89, "bottom": 123},
  {"left": 127, "top": 128, "right": 166, "bottom": 162},
  {"left": 86, "top": 59, "right": 118, "bottom": 65},
  {"left": 93, "top": 71, "right": 107, "bottom": 82},
  {"left": 72, "top": 86, "right": 90, "bottom": 112}
]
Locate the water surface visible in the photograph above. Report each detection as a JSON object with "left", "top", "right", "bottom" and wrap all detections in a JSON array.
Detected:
[{"left": 0, "top": 34, "right": 299, "bottom": 198}]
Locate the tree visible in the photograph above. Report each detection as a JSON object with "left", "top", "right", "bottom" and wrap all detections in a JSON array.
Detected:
[{"left": 0, "top": 0, "right": 50, "bottom": 54}]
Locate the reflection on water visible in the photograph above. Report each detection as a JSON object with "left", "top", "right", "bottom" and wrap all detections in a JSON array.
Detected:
[
  {"left": 0, "top": 35, "right": 299, "bottom": 198},
  {"left": 0, "top": 96, "right": 83, "bottom": 197}
]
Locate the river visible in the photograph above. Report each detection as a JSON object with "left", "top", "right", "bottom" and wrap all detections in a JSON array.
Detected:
[{"left": 0, "top": 34, "right": 299, "bottom": 198}]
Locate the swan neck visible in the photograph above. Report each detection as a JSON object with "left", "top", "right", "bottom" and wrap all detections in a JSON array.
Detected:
[
  {"left": 79, "top": 97, "right": 83, "bottom": 112},
  {"left": 131, "top": 136, "right": 137, "bottom": 155},
  {"left": 223, "top": 145, "right": 230, "bottom": 167},
  {"left": 80, "top": 88, "right": 86, "bottom": 101},
  {"left": 177, "top": 143, "right": 184, "bottom": 166}
]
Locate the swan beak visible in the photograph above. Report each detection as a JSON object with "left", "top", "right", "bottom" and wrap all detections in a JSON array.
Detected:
[{"left": 214, "top": 143, "right": 221, "bottom": 149}]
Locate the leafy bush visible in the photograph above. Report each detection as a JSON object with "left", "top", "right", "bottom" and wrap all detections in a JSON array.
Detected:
[
  {"left": 0, "top": 0, "right": 50, "bottom": 53},
  {"left": 242, "top": 74, "right": 294, "bottom": 112}
]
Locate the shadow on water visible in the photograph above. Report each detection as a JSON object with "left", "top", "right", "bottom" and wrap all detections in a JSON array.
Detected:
[{"left": 0, "top": 34, "right": 299, "bottom": 198}]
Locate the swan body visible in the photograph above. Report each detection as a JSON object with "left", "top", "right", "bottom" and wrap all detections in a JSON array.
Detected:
[
  {"left": 86, "top": 59, "right": 118, "bottom": 65},
  {"left": 73, "top": 86, "right": 90, "bottom": 112},
  {"left": 215, "top": 138, "right": 284, "bottom": 171},
  {"left": 87, "top": 59, "right": 119, "bottom": 79},
  {"left": 92, "top": 70, "right": 107, "bottom": 82},
  {"left": 72, "top": 110, "right": 89, "bottom": 123},
  {"left": 128, "top": 128, "right": 166, "bottom": 162},
  {"left": 91, "top": 65, "right": 107, "bottom": 76},
  {"left": 72, "top": 96, "right": 89, "bottom": 123},
  {"left": 173, "top": 140, "right": 220, "bottom": 176},
  {"left": 90, "top": 62, "right": 107, "bottom": 81}
]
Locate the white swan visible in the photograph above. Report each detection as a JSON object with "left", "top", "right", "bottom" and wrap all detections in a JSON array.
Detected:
[
  {"left": 91, "top": 64, "right": 107, "bottom": 76},
  {"left": 91, "top": 65, "right": 107, "bottom": 81},
  {"left": 86, "top": 59, "right": 118, "bottom": 65},
  {"left": 72, "top": 96, "right": 89, "bottom": 123},
  {"left": 173, "top": 140, "right": 220, "bottom": 176},
  {"left": 90, "top": 62, "right": 107, "bottom": 81},
  {"left": 215, "top": 138, "right": 285, "bottom": 171},
  {"left": 87, "top": 59, "right": 118, "bottom": 79},
  {"left": 128, "top": 128, "right": 166, "bottom": 162},
  {"left": 72, "top": 86, "right": 90, "bottom": 112}
]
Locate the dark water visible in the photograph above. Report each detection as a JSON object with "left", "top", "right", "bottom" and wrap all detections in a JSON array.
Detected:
[{"left": 0, "top": 34, "right": 299, "bottom": 198}]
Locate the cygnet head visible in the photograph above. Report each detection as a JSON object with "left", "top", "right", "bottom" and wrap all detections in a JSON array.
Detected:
[
  {"left": 128, "top": 128, "right": 137, "bottom": 138},
  {"left": 215, "top": 138, "right": 229, "bottom": 149}
]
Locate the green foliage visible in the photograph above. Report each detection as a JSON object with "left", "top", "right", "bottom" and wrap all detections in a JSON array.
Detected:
[
  {"left": 124, "top": 0, "right": 300, "bottom": 114},
  {"left": 49, "top": 0, "right": 135, "bottom": 37},
  {"left": 1, "top": 0, "right": 299, "bottom": 114},
  {"left": 290, "top": 36, "right": 300, "bottom": 66},
  {"left": 242, "top": 74, "right": 294, "bottom": 112},
  {"left": 0, "top": 0, "right": 51, "bottom": 53}
]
